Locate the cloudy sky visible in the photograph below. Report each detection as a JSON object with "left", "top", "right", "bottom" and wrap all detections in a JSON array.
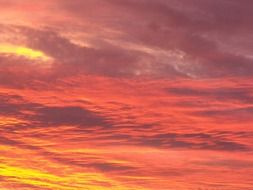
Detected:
[{"left": 0, "top": 0, "right": 253, "bottom": 189}]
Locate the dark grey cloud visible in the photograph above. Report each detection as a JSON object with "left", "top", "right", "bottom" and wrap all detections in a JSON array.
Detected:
[
  {"left": 0, "top": 93, "right": 109, "bottom": 129},
  {"left": 168, "top": 87, "right": 253, "bottom": 103},
  {"left": 34, "top": 106, "right": 109, "bottom": 127},
  {"left": 0, "top": 24, "right": 185, "bottom": 79},
  {"left": 92, "top": 131, "right": 251, "bottom": 152},
  {"left": 1, "top": 0, "right": 253, "bottom": 79},
  {"left": 0, "top": 93, "right": 40, "bottom": 116},
  {"left": 79, "top": 0, "right": 253, "bottom": 78},
  {"left": 196, "top": 158, "right": 253, "bottom": 169},
  {"left": 136, "top": 132, "right": 250, "bottom": 151},
  {"left": 196, "top": 106, "right": 253, "bottom": 122}
]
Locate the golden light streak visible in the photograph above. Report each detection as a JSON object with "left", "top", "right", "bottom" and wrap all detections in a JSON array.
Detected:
[
  {"left": 0, "top": 44, "right": 51, "bottom": 61},
  {"left": 0, "top": 116, "right": 27, "bottom": 126},
  {"left": 0, "top": 163, "right": 147, "bottom": 190}
]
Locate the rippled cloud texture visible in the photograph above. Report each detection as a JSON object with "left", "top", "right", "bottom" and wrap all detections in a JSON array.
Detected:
[{"left": 0, "top": 0, "right": 253, "bottom": 190}]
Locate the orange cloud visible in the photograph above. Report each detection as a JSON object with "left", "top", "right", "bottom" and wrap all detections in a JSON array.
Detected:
[{"left": 0, "top": 1, "right": 253, "bottom": 190}]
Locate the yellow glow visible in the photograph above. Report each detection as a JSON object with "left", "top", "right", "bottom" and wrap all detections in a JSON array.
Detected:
[
  {"left": 0, "top": 164, "right": 147, "bottom": 190},
  {"left": 0, "top": 44, "right": 51, "bottom": 61},
  {"left": 0, "top": 116, "right": 27, "bottom": 126}
]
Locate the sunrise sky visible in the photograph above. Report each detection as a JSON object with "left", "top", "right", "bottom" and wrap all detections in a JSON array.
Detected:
[{"left": 0, "top": 0, "right": 253, "bottom": 190}]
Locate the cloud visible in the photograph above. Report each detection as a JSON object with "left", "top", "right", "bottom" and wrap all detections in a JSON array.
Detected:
[
  {"left": 1, "top": 1, "right": 253, "bottom": 190},
  {"left": 130, "top": 132, "right": 250, "bottom": 151},
  {"left": 1, "top": 0, "right": 253, "bottom": 79},
  {"left": 34, "top": 106, "right": 109, "bottom": 127},
  {"left": 168, "top": 86, "right": 253, "bottom": 103},
  {"left": 196, "top": 106, "right": 253, "bottom": 122},
  {"left": 57, "top": 0, "right": 251, "bottom": 78}
]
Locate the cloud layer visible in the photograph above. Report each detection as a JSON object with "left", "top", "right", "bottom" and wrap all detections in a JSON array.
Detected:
[{"left": 0, "top": 1, "right": 253, "bottom": 190}]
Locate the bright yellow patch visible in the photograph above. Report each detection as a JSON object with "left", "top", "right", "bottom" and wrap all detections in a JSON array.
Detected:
[
  {"left": 0, "top": 163, "right": 143, "bottom": 190},
  {"left": 0, "top": 44, "right": 51, "bottom": 61}
]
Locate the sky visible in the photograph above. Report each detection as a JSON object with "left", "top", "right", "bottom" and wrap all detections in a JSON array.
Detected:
[{"left": 0, "top": 0, "right": 253, "bottom": 190}]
